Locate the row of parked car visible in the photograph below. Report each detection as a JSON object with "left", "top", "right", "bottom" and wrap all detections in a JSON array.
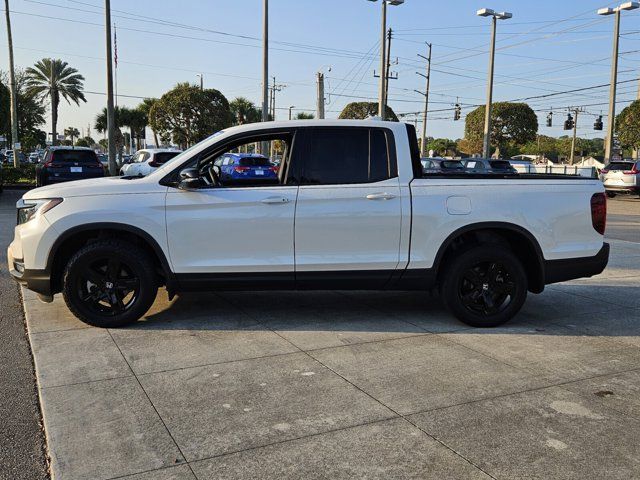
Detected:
[{"left": 421, "top": 157, "right": 517, "bottom": 175}]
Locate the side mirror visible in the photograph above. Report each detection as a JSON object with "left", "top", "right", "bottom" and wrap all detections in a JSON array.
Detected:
[{"left": 178, "top": 167, "right": 203, "bottom": 190}]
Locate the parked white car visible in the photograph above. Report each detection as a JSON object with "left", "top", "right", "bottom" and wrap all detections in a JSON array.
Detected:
[
  {"left": 8, "top": 120, "right": 609, "bottom": 329},
  {"left": 119, "top": 149, "right": 182, "bottom": 177}
]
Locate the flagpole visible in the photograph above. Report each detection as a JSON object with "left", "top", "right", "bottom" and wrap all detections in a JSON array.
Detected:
[{"left": 114, "top": 22, "right": 118, "bottom": 107}]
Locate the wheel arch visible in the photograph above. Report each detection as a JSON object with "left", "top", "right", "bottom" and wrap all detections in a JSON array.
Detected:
[
  {"left": 433, "top": 222, "right": 545, "bottom": 294},
  {"left": 47, "top": 222, "right": 175, "bottom": 294}
]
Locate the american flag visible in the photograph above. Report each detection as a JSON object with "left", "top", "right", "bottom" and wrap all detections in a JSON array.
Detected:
[{"left": 114, "top": 23, "right": 118, "bottom": 68}]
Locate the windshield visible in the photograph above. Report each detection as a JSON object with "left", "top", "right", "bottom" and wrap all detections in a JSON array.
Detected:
[
  {"left": 51, "top": 150, "right": 98, "bottom": 164},
  {"left": 442, "top": 160, "right": 464, "bottom": 169},
  {"left": 239, "top": 157, "right": 271, "bottom": 167},
  {"left": 606, "top": 162, "right": 634, "bottom": 171}
]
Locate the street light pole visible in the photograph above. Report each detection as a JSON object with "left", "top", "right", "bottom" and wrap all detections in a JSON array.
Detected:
[
  {"left": 104, "top": 0, "right": 117, "bottom": 176},
  {"left": 262, "top": 0, "right": 269, "bottom": 124},
  {"left": 477, "top": 8, "right": 512, "bottom": 158},
  {"left": 197, "top": 74, "right": 203, "bottom": 91},
  {"left": 288, "top": 106, "right": 295, "bottom": 120},
  {"left": 598, "top": 2, "right": 639, "bottom": 163},
  {"left": 483, "top": 15, "right": 497, "bottom": 159}
]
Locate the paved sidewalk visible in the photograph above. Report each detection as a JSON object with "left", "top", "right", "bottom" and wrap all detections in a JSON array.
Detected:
[{"left": 23, "top": 239, "right": 640, "bottom": 480}]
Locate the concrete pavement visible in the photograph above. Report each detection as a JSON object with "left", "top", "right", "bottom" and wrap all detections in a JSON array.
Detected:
[{"left": 21, "top": 230, "right": 640, "bottom": 479}]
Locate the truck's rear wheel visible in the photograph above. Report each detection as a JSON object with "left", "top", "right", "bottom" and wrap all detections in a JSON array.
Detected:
[
  {"left": 440, "top": 245, "right": 527, "bottom": 328},
  {"left": 62, "top": 239, "right": 158, "bottom": 328}
]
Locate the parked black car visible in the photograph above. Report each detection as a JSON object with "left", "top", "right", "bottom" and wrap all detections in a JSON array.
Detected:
[
  {"left": 463, "top": 158, "right": 518, "bottom": 174},
  {"left": 421, "top": 157, "right": 465, "bottom": 174},
  {"left": 36, "top": 147, "right": 105, "bottom": 187}
]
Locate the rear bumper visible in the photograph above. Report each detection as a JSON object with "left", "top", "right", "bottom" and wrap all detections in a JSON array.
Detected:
[
  {"left": 7, "top": 247, "right": 52, "bottom": 296},
  {"left": 604, "top": 185, "right": 639, "bottom": 194},
  {"left": 544, "top": 243, "right": 609, "bottom": 285}
]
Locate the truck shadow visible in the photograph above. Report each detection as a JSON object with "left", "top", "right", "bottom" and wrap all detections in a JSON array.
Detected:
[{"left": 137, "top": 285, "right": 640, "bottom": 338}]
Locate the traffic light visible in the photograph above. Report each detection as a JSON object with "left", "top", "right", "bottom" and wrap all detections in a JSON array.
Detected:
[
  {"left": 563, "top": 113, "right": 574, "bottom": 130},
  {"left": 594, "top": 115, "right": 603, "bottom": 131},
  {"left": 546, "top": 111, "right": 553, "bottom": 127},
  {"left": 453, "top": 103, "right": 461, "bottom": 121}
]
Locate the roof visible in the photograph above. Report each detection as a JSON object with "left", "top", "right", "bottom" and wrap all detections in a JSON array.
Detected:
[
  {"left": 137, "top": 148, "right": 182, "bottom": 154},
  {"left": 47, "top": 146, "right": 94, "bottom": 151},
  {"left": 227, "top": 153, "right": 268, "bottom": 159}
]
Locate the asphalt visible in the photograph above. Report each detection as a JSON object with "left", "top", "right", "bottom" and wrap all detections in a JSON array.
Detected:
[
  {"left": 606, "top": 195, "right": 640, "bottom": 243},
  {"left": 0, "top": 189, "right": 49, "bottom": 480}
]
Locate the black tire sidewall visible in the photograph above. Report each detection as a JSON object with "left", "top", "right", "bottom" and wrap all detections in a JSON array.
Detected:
[
  {"left": 63, "top": 240, "right": 157, "bottom": 328},
  {"left": 441, "top": 245, "right": 528, "bottom": 328}
]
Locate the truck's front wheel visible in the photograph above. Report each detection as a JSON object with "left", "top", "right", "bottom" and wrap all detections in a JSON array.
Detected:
[
  {"left": 440, "top": 245, "right": 527, "bottom": 328},
  {"left": 62, "top": 239, "right": 158, "bottom": 328}
]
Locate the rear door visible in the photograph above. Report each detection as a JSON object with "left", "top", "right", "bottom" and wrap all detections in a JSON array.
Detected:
[{"left": 294, "top": 127, "right": 402, "bottom": 288}]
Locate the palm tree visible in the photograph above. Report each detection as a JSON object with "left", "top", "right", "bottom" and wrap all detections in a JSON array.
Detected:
[
  {"left": 230, "top": 97, "right": 261, "bottom": 126},
  {"left": 24, "top": 58, "right": 86, "bottom": 146},
  {"left": 64, "top": 127, "right": 80, "bottom": 145},
  {"left": 137, "top": 98, "right": 159, "bottom": 147}
]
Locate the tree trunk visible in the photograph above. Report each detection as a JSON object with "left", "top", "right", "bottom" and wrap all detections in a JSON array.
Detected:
[
  {"left": 152, "top": 129, "right": 159, "bottom": 148},
  {"left": 51, "top": 93, "right": 58, "bottom": 146}
]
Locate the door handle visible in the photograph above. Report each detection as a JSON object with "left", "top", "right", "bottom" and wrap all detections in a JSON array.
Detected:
[
  {"left": 366, "top": 192, "right": 396, "bottom": 200},
  {"left": 261, "top": 196, "right": 291, "bottom": 204}
]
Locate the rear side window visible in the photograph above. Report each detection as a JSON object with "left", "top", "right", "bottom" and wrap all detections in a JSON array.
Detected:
[
  {"left": 154, "top": 152, "right": 180, "bottom": 165},
  {"left": 442, "top": 161, "right": 463, "bottom": 169},
  {"left": 489, "top": 160, "right": 512, "bottom": 169},
  {"left": 50, "top": 150, "right": 98, "bottom": 164},
  {"left": 302, "top": 128, "right": 396, "bottom": 185},
  {"left": 240, "top": 157, "right": 271, "bottom": 167}
]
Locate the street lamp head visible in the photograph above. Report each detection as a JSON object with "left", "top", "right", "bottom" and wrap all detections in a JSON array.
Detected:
[
  {"left": 619, "top": 1, "right": 639, "bottom": 10},
  {"left": 367, "top": 0, "right": 404, "bottom": 4},
  {"left": 597, "top": 7, "right": 615, "bottom": 15},
  {"left": 477, "top": 8, "right": 495, "bottom": 16},
  {"left": 495, "top": 11, "right": 512, "bottom": 19}
]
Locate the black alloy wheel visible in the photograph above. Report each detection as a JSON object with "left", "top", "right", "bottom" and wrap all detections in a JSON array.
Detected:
[
  {"left": 63, "top": 239, "right": 158, "bottom": 328},
  {"left": 441, "top": 244, "right": 527, "bottom": 328}
]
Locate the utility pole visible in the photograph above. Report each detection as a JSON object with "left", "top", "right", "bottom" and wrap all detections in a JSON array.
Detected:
[
  {"left": 196, "top": 74, "right": 203, "bottom": 91},
  {"left": 104, "top": 0, "right": 117, "bottom": 175},
  {"left": 384, "top": 28, "right": 392, "bottom": 107},
  {"left": 416, "top": 43, "right": 432, "bottom": 158},
  {"left": 316, "top": 72, "right": 325, "bottom": 119},
  {"left": 635, "top": 75, "right": 640, "bottom": 159},
  {"left": 268, "top": 77, "right": 285, "bottom": 121},
  {"left": 288, "top": 106, "right": 295, "bottom": 121},
  {"left": 260, "top": 0, "right": 269, "bottom": 155},
  {"left": 4, "top": 0, "right": 20, "bottom": 167},
  {"left": 569, "top": 107, "right": 582, "bottom": 165},
  {"left": 378, "top": 0, "right": 387, "bottom": 119}
]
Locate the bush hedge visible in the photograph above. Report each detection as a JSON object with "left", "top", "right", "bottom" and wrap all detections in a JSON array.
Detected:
[{"left": 0, "top": 164, "right": 37, "bottom": 185}]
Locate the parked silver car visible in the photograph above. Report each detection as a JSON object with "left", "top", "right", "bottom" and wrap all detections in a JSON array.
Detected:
[{"left": 600, "top": 160, "right": 640, "bottom": 197}]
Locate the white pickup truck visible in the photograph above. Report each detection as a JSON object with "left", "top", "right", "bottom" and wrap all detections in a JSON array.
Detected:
[{"left": 8, "top": 120, "right": 609, "bottom": 328}]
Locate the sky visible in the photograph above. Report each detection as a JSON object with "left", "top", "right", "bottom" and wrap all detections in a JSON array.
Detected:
[{"left": 1, "top": 0, "right": 639, "bottom": 144}]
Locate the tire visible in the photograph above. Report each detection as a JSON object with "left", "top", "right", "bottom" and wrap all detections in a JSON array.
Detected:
[
  {"left": 606, "top": 191, "right": 616, "bottom": 198},
  {"left": 62, "top": 239, "right": 158, "bottom": 328},
  {"left": 440, "top": 244, "right": 528, "bottom": 328}
]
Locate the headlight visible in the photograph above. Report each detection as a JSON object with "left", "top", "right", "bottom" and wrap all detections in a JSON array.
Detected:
[{"left": 16, "top": 198, "right": 63, "bottom": 225}]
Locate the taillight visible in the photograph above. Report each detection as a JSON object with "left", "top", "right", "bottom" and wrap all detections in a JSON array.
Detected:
[
  {"left": 600, "top": 169, "right": 608, "bottom": 174},
  {"left": 623, "top": 165, "right": 639, "bottom": 175},
  {"left": 590, "top": 192, "right": 606, "bottom": 235},
  {"left": 234, "top": 166, "right": 250, "bottom": 173},
  {"left": 270, "top": 166, "right": 278, "bottom": 173}
]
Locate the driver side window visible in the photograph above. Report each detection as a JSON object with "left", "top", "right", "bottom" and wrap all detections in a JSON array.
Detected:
[{"left": 197, "top": 132, "right": 296, "bottom": 188}]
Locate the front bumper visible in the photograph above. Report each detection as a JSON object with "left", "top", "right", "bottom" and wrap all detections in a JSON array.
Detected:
[
  {"left": 544, "top": 243, "right": 610, "bottom": 285},
  {"left": 7, "top": 247, "right": 52, "bottom": 296}
]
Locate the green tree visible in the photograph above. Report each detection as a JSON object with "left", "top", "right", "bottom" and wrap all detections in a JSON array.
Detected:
[
  {"left": 20, "top": 129, "right": 46, "bottom": 151},
  {"left": 616, "top": 100, "right": 640, "bottom": 151},
  {"left": 98, "top": 138, "right": 108, "bottom": 151},
  {"left": 24, "top": 58, "right": 86, "bottom": 146},
  {"left": 75, "top": 136, "right": 95, "bottom": 148},
  {"left": 464, "top": 102, "right": 538, "bottom": 157},
  {"left": 137, "top": 98, "right": 159, "bottom": 147},
  {"left": 295, "top": 112, "right": 315, "bottom": 120},
  {"left": 64, "top": 127, "right": 80, "bottom": 145},
  {"left": 1, "top": 70, "right": 47, "bottom": 147},
  {"left": 427, "top": 138, "right": 457, "bottom": 156},
  {"left": 230, "top": 97, "right": 261, "bottom": 125},
  {"left": 338, "top": 102, "right": 398, "bottom": 121},
  {"left": 149, "top": 82, "right": 233, "bottom": 148}
]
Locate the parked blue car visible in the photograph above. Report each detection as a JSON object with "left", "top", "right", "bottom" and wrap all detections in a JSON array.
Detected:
[{"left": 214, "top": 153, "right": 278, "bottom": 183}]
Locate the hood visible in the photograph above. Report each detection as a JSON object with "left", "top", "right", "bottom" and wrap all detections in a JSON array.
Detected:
[{"left": 23, "top": 176, "right": 165, "bottom": 200}]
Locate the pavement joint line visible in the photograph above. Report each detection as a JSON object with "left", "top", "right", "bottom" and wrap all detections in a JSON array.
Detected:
[
  {"left": 39, "top": 373, "right": 134, "bottom": 390},
  {"left": 402, "top": 364, "right": 640, "bottom": 419},
  {"left": 104, "top": 328, "right": 196, "bottom": 478}
]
